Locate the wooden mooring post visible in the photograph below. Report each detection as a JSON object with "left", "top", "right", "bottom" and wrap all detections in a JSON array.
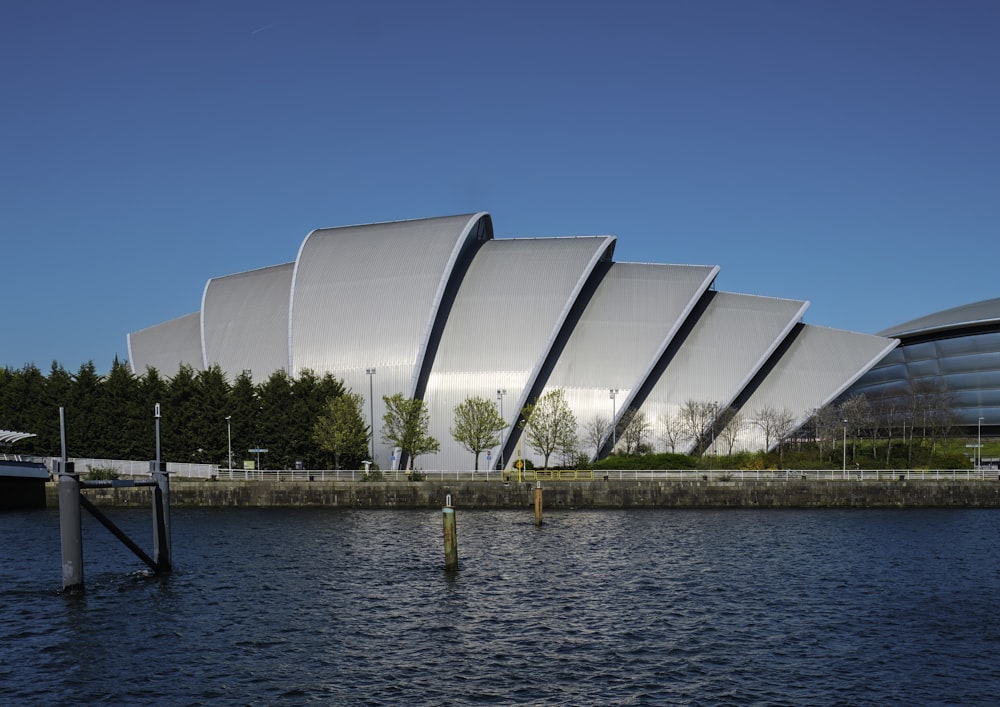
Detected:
[
  {"left": 534, "top": 481, "right": 543, "bottom": 526},
  {"left": 442, "top": 494, "right": 458, "bottom": 572}
]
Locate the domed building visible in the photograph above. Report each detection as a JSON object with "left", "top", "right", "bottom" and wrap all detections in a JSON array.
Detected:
[{"left": 844, "top": 298, "right": 1000, "bottom": 435}]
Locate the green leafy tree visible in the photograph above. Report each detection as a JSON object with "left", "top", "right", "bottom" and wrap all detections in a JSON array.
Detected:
[
  {"left": 450, "top": 396, "right": 506, "bottom": 470},
  {"left": 521, "top": 388, "right": 577, "bottom": 469},
  {"left": 291, "top": 369, "right": 346, "bottom": 468},
  {"left": 313, "top": 392, "right": 369, "bottom": 469},
  {"left": 381, "top": 393, "right": 439, "bottom": 470}
]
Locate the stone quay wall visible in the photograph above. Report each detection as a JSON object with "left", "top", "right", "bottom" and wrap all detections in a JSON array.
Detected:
[{"left": 45, "top": 479, "right": 1000, "bottom": 509}]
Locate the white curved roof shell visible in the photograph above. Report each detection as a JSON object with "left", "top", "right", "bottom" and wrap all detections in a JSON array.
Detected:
[
  {"left": 641, "top": 292, "right": 808, "bottom": 453},
  {"left": 128, "top": 312, "right": 203, "bottom": 376},
  {"left": 289, "top": 213, "right": 492, "bottom": 466},
  {"left": 539, "top": 262, "right": 718, "bottom": 459},
  {"left": 202, "top": 263, "right": 294, "bottom": 380},
  {"left": 420, "top": 236, "right": 615, "bottom": 471},
  {"left": 727, "top": 324, "right": 898, "bottom": 452}
]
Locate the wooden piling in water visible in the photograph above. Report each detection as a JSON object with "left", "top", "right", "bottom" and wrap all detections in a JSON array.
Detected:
[
  {"left": 442, "top": 495, "right": 458, "bottom": 571},
  {"left": 534, "top": 481, "right": 543, "bottom": 526}
]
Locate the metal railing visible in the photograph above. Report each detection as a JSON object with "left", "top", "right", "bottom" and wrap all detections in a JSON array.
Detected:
[{"left": 39, "top": 458, "right": 1000, "bottom": 483}]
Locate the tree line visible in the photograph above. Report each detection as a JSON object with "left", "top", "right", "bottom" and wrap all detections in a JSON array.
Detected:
[{"left": 0, "top": 360, "right": 967, "bottom": 470}]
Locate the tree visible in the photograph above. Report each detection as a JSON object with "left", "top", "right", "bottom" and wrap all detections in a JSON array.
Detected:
[
  {"left": 658, "top": 412, "right": 684, "bottom": 453},
  {"left": 619, "top": 409, "right": 651, "bottom": 455},
  {"left": 450, "top": 396, "right": 506, "bottom": 470},
  {"left": 521, "top": 388, "right": 577, "bottom": 469},
  {"left": 381, "top": 393, "right": 439, "bottom": 469},
  {"left": 715, "top": 410, "right": 745, "bottom": 456},
  {"left": 313, "top": 392, "right": 369, "bottom": 469},
  {"left": 583, "top": 414, "right": 610, "bottom": 459},
  {"left": 678, "top": 399, "right": 719, "bottom": 454},
  {"left": 750, "top": 405, "right": 795, "bottom": 455}
]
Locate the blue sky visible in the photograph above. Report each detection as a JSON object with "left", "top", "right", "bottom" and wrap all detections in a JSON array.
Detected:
[{"left": 3, "top": 0, "right": 998, "bottom": 374}]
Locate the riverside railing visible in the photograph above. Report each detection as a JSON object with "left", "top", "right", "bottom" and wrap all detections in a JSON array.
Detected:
[
  {"left": 203, "top": 468, "right": 1000, "bottom": 482},
  {"left": 41, "top": 460, "right": 1000, "bottom": 483}
]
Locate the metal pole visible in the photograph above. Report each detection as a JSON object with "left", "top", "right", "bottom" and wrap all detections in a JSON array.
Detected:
[
  {"left": 842, "top": 419, "right": 848, "bottom": 478},
  {"left": 152, "top": 403, "right": 171, "bottom": 572},
  {"left": 226, "top": 415, "right": 232, "bottom": 475},
  {"left": 610, "top": 389, "right": 619, "bottom": 450},
  {"left": 497, "top": 389, "right": 506, "bottom": 471},
  {"left": 367, "top": 368, "right": 376, "bottom": 462},
  {"left": 978, "top": 417, "right": 984, "bottom": 475},
  {"left": 57, "top": 458, "right": 83, "bottom": 591}
]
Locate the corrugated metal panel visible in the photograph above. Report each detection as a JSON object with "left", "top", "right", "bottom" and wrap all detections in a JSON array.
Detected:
[
  {"left": 127, "top": 312, "right": 203, "bottom": 377},
  {"left": 733, "top": 325, "right": 897, "bottom": 452},
  {"left": 288, "top": 213, "right": 490, "bottom": 468},
  {"left": 540, "top": 262, "right": 718, "bottom": 457},
  {"left": 419, "top": 236, "right": 615, "bottom": 470},
  {"left": 640, "top": 292, "right": 807, "bottom": 452},
  {"left": 201, "top": 263, "right": 294, "bottom": 381}
]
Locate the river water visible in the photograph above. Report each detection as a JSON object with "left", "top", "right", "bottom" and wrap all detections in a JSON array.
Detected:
[{"left": 2, "top": 507, "right": 999, "bottom": 705}]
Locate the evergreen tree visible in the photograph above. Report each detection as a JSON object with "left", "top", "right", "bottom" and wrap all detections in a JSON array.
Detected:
[
  {"left": 193, "top": 366, "right": 232, "bottom": 465},
  {"left": 257, "top": 370, "right": 295, "bottom": 469}
]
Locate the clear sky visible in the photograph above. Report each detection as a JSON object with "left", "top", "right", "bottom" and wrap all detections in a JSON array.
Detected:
[{"left": 3, "top": 0, "right": 998, "bottom": 374}]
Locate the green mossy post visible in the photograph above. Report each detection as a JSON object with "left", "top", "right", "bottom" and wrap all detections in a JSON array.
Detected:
[{"left": 442, "top": 496, "right": 458, "bottom": 572}]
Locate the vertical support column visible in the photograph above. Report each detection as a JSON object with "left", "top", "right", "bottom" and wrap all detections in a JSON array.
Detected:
[
  {"left": 151, "top": 461, "right": 171, "bottom": 573},
  {"left": 442, "top": 494, "right": 458, "bottom": 572},
  {"left": 57, "top": 460, "right": 84, "bottom": 591},
  {"left": 151, "top": 402, "right": 171, "bottom": 573},
  {"left": 534, "top": 481, "right": 543, "bottom": 527}
]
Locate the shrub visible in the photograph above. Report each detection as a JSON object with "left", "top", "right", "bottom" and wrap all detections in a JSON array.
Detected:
[{"left": 85, "top": 465, "right": 120, "bottom": 480}]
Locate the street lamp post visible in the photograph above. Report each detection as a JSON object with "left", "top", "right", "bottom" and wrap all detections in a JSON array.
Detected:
[
  {"left": 978, "top": 416, "right": 984, "bottom": 474},
  {"left": 497, "top": 389, "right": 506, "bottom": 471},
  {"left": 842, "top": 419, "right": 848, "bottom": 478},
  {"left": 225, "top": 415, "right": 232, "bottom": 477},
  {"left": 610, "top": 389, "right": 620, "bottom": 451},
  {"left": 366, "top": 368, "right": 376, "bottom": 463}
]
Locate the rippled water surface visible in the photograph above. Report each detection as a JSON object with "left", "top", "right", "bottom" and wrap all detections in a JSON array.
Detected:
[{"left": 2, "top": 507, "right": 999, "bottom": 705}]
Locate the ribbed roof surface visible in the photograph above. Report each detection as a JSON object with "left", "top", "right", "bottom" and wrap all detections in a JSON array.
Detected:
[
  {"left": 128, "top": 312, "right": 203, "bottom": 376},
  {"left": 736, "top": 325, "right": 898, "bottom": 451},
  {"left": 879, "top": 298, "right": 1000, "bottom": 338},
  {"left": 202, "top": 263, "right": 294, "bottom": 380},
  {"left": 542, "top": 262, "right": 718, "bottom": 455},
  {"left": 420, "top": 236, "right": 615, "bottom": 470}
]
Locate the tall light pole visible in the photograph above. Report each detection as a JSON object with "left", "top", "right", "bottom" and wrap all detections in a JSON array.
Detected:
[
  {"left": 978, "top": 416, "right": 984, "bottom": 473},
  {"left": 610, "top": 389, "right": 620, "bottom": 451},
  {"left": 225, "top": 415, "right": 232, "bottom": 475},
  {"left": 366, "top": 368, "right": 376, "bottom": 462},
  {"left": 842, "top": 419, "right": 848, "bottom": 478},
  {"left": 497, "top": 389, "right": 506, "bottom": 470}
]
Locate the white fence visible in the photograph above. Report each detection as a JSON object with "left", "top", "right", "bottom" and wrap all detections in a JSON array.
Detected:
[{"left": 35, "top": 459, "right": 1000, "bottom": 482}]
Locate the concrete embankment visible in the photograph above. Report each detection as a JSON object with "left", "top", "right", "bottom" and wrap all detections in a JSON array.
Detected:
[{"left": 45, "top": 479, "right": 1000, "bottom": 509}]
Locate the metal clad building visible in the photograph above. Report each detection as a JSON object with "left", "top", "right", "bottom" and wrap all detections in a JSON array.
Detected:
[
  {"left": 845, "top": 298, "right": 1000, "bottom": 429},
  {"left": 128, "top": 211, "right": 903, "bottom": 468}
]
